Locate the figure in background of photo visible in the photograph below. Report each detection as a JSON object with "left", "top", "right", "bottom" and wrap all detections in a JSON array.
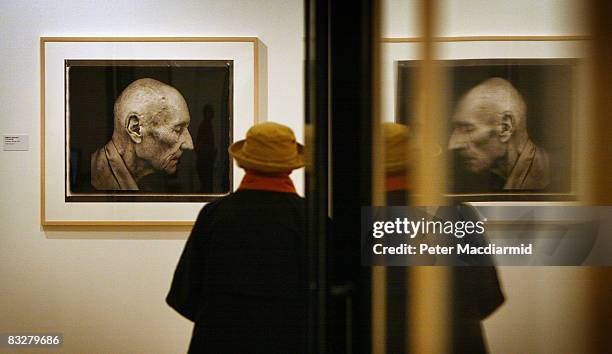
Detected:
[
  {"left": 383, "top": 122, "right": 504, "bottom": 354},
  {"left": 195, "top": 104, "right": 216, "bottom": 192},
  {"left": 449, "top": 77, "right": 550, "bottom": 190},
  {"left": 167, "top": 122, "right": 307, "bottom": 353},
  {"left": 91, "top": 78, "right": 194, "bottom": 190}
]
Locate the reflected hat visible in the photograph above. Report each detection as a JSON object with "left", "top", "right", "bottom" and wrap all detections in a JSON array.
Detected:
[
  {"left": 229, "top": 122, "right": 305, "bottom": 173},
  {"left": 384, "top": 122, "right": 411, "bottom": 173},
  {"left": 383, "top": 122, "right": 443, "bottom": 172}
]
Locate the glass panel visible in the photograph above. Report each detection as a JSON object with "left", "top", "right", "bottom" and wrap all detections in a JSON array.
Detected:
[{"left": 376, "top": 1, "right": 596, "bottom": 354}]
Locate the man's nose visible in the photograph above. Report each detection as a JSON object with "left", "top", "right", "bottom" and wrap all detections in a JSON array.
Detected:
[
  {"left": 181, "top": 130, "right": 194, "bottom": 150},
  {"left": 448, "top": 131, "right": 464, "bottom": 150}
]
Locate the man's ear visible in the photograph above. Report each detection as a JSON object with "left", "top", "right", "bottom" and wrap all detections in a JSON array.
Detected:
[
  {"left": 126, "top": 114, "right": 143, "bottom": 144},
  {"left": 499, "top": 112, "right": 514, "bottom": 143}
]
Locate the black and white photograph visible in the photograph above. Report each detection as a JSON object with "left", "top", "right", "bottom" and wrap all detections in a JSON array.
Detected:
[
  {"left": 396, "top": 59, "right": 576, "bottom": 198},
  {"left": 66, "top": 60, "right": 233, "bottom": 202}
]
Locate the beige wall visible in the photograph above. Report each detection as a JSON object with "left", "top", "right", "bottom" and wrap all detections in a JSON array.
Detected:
[{"left": 0, "top": 1, "right": 303, "bottom": 353}]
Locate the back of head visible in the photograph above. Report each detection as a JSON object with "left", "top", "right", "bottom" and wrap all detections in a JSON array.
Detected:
[
  {"left": 383, "top": 122, "right": 411, "bottom": 173},
  {"left": 229, "top": 121, "right": 305, "bottom": 173}
]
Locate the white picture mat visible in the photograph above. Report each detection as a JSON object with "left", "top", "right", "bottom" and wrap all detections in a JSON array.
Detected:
[
  {"left": 468, "top": 201, "right": 584, "bottom": 222},
  {"left": 43, "top": 40, "right": 256, "bottom": 223},
  {"left": 437, "top": 40, "right": 587, "bottom": 60}
]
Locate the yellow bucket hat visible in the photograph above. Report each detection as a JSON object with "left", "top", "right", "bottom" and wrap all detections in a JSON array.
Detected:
[
  {"left": 383, "top": 122, "right": 443, "bottom": 172},
  {"left": 384, "top": 122, "right": 411, "bottom": 173},
  {"left": 229, "top": 122, "right": 305, "bottom": 173}
]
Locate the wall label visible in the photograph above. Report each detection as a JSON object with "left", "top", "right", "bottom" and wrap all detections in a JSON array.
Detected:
[{"left": 3, "top": 135, "right": 29, "bottom": 151}]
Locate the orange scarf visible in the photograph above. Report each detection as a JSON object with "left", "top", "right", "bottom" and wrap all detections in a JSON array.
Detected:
[
  {"left": 238, "top": 170, "right": 297, "bottom": 194},
  {"left": 385, "top": 171, "right": 411, "bottom": 192}
]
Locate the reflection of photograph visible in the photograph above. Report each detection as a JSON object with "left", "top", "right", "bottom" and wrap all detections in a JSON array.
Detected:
[
  {"left": 396, "top": 59, "right": 575, "bottom": 197},
  {"left": 67, "top": 60, "right": 233, "bottom": 202},
  {"left": 449, "top": 77, "right": 550, "bottom": 191}
]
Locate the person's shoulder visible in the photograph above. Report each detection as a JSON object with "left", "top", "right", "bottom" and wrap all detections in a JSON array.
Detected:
[
  {"left": 198, "top": 190, "right": 305, "bottom": 213},
  {"left": 224, "top": 190, "right": 306, "bottom": 212},
  {"left": 194, "top": 194, "right": 228, "bottom": 219},
  {"left": 200, "top": 193, "right": 230, "bottom": 209},
  {"left": 232, "top": 189, "right": 304, "bottom": 200}
]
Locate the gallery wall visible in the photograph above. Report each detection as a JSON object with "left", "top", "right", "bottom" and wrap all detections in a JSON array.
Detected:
[
  {"left": 0, "top": 0, "right": 591, "bottom": 353},
  {"left": 0, "top": 1, "right": 303, "bottom": 353}
]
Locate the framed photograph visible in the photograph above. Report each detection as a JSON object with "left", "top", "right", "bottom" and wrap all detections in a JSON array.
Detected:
[
  {"left": 41, "top": 37, "right": 261, "bottom": 225},
  {"left": 383, "top": 37, "right": 589, "bottom": 201}
]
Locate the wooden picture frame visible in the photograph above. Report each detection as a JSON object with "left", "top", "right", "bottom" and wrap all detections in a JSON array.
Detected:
[{"left": 41, "top": 37, "right": 262, "bottom": 225}]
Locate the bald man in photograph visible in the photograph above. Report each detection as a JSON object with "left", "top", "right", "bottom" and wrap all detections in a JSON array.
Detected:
[
  {"left": 449, "top": 77, "right": 550, "bottom": 190},
  {"left": 91, "top": 78, "right": 194, "bottom": 190}
]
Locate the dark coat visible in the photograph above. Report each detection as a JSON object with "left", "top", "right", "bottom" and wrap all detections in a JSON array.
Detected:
[
  {"left": 167, "top": 189, "right": 308, "bottom": 354},
  {"left": 385, "top": 190, "right": 504, "bottom": 354}
]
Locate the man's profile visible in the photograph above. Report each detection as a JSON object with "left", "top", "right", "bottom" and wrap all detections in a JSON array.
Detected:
[
  {"left": 91, "top": 78, "right": 194, "bottom": 190},
  {"left": 449, "top": 77, "right": 550, "bottom": 190}
]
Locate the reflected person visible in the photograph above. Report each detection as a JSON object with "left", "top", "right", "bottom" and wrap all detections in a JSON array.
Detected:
[
  {"left": 383, "top": 122, "right": 504, "bottom": 354},
  {"left": 91, "top": 78, "right": 194, "bottom": 190},
  {"left": 449, "top": 77, "right": 549, "bottom": 190}
]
